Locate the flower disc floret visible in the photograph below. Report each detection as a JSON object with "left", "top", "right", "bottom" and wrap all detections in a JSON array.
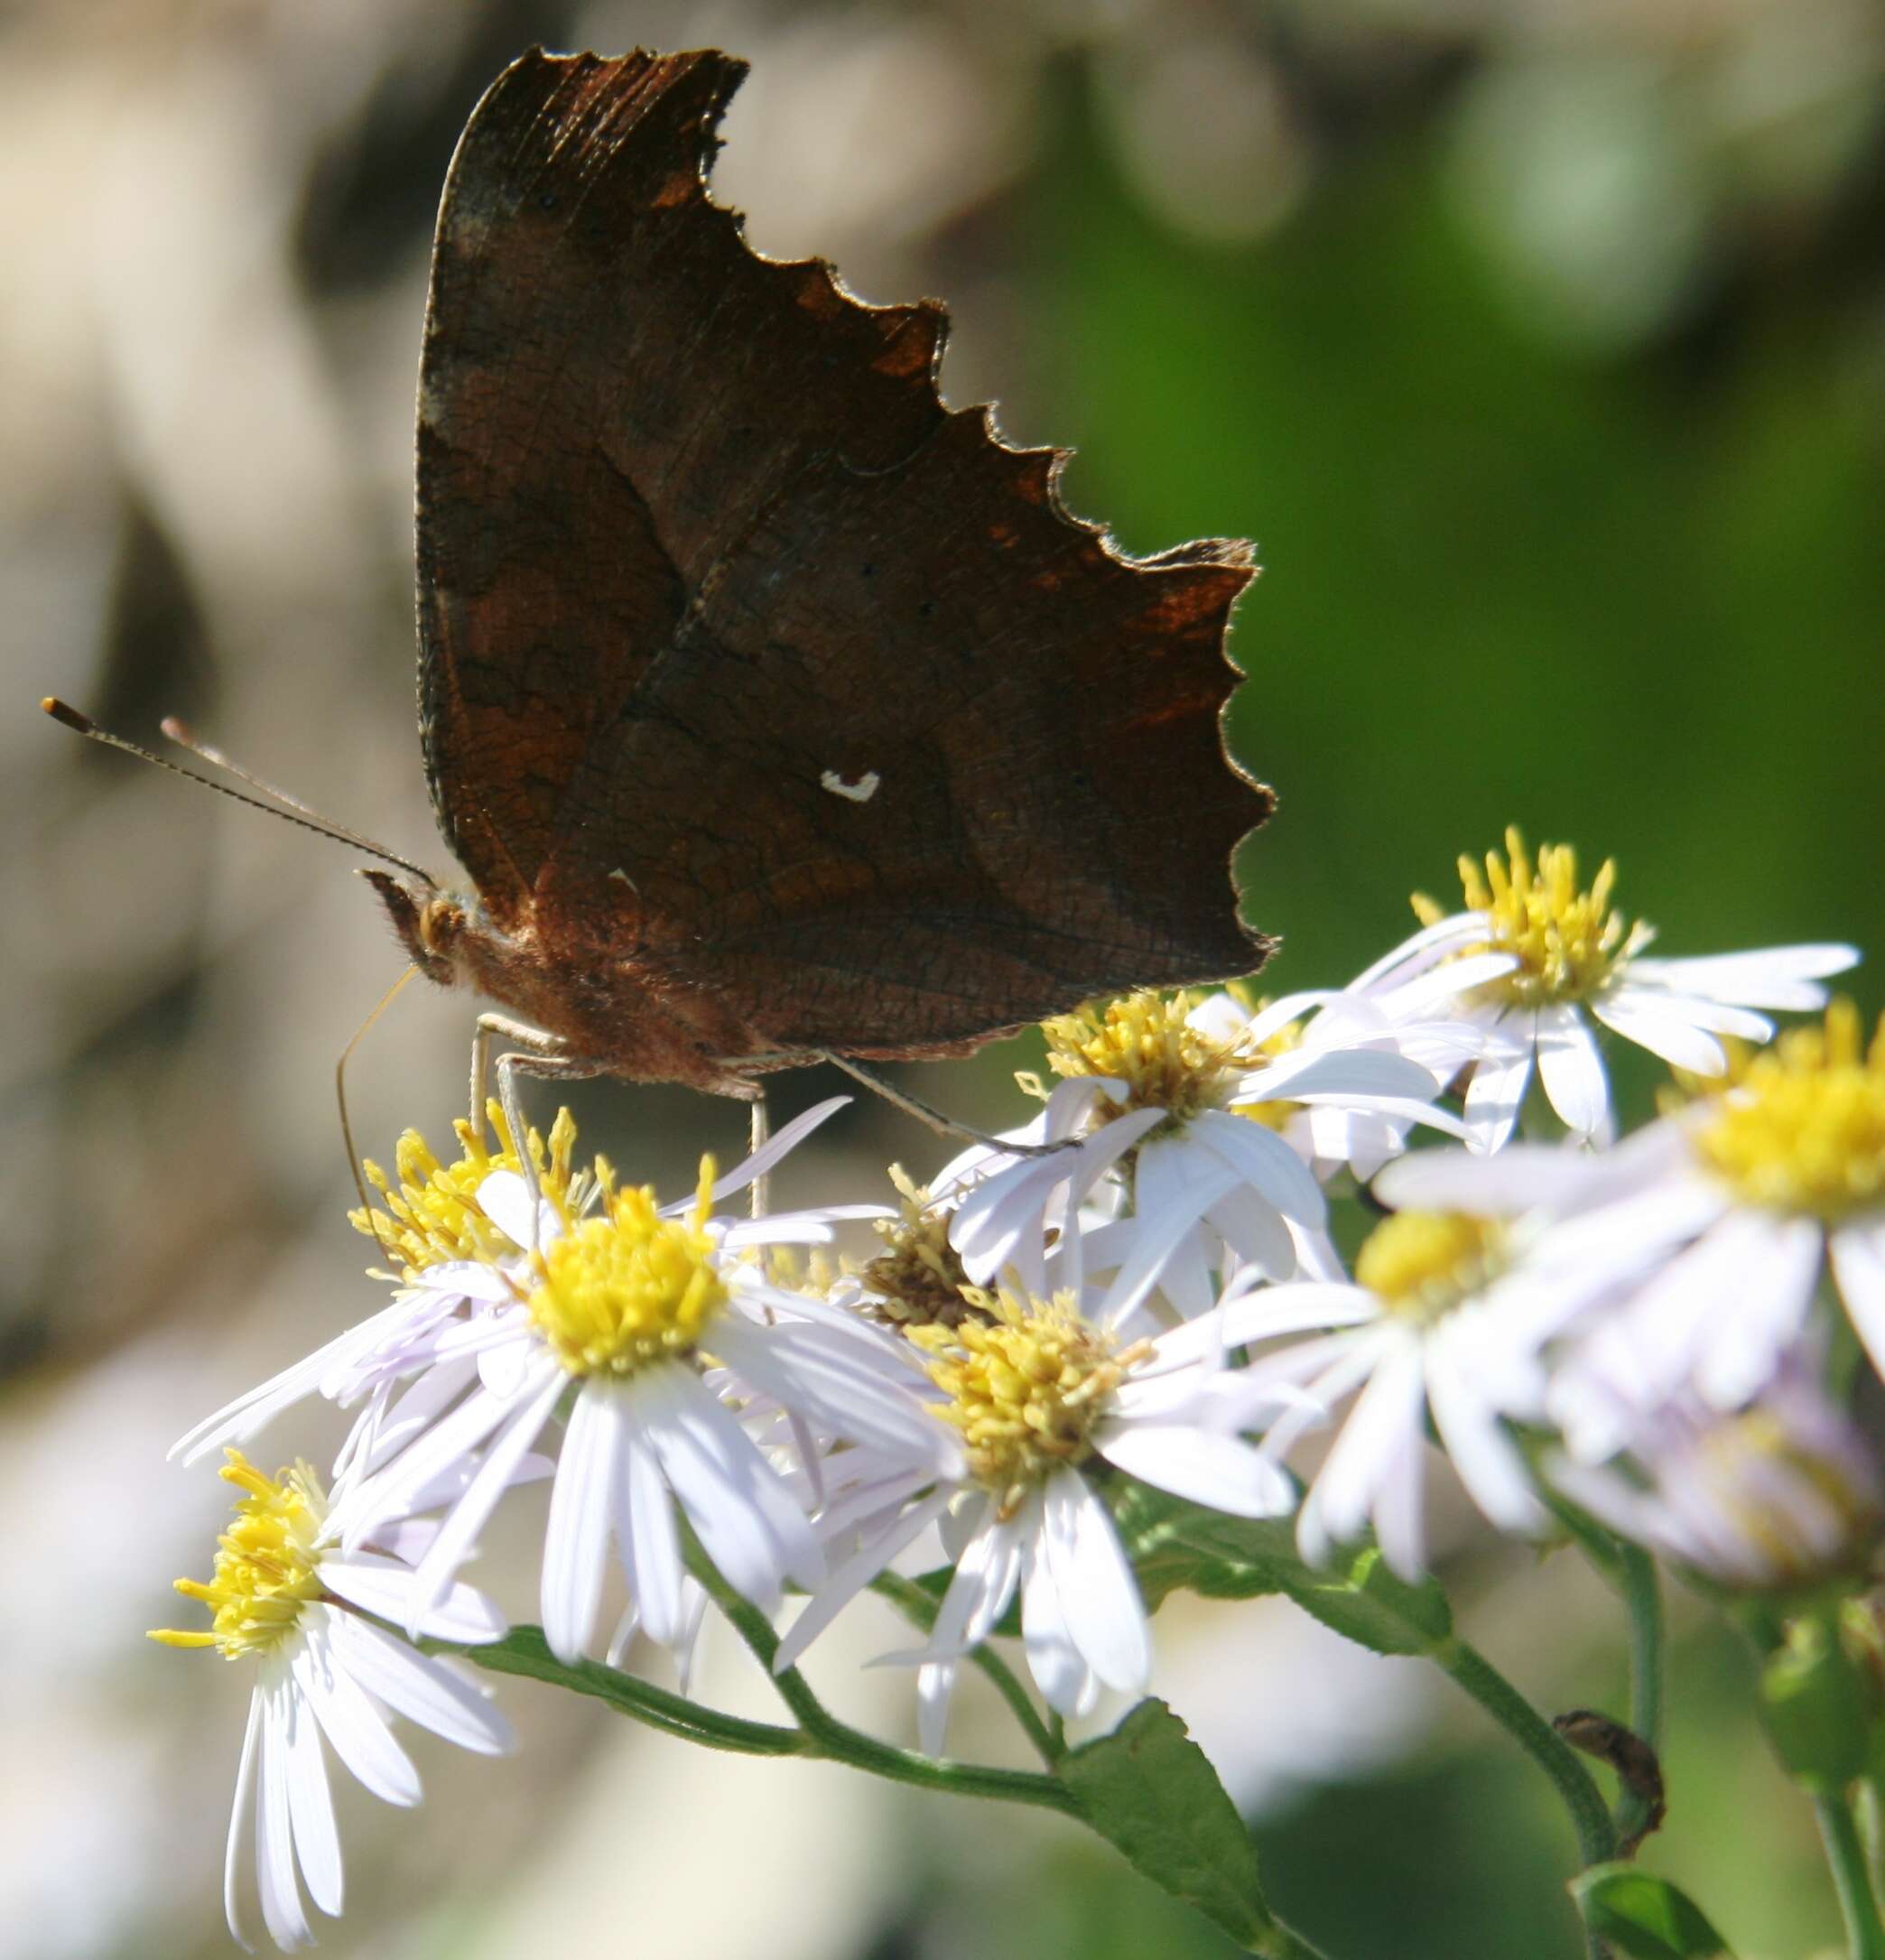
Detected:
[
  {"left": 861, "top": 1166, "right": 984, "bottom": 1328},
  {"left": 1412, "top": 827, "right": 1647, "bottom": 1008},
  {"left": 150, "top": 1451, "right": 327, "bottom": 1660},
  {"left": 1356, "top": 1211, "right": 1508, "bottom": 1326},
  {"left": 527, "top": 1158, "right": 726, "bottom": 1377},
  {"left": 350, "top": 1101, "right": 582, "bottom": 1275},
  {"left": 911, "top": 1289, "right": 1139, "bottom": 1503},
  {"left": 1028, "top": 989, "right": 1241, "bottom": 1129},
  {"left": 1695, "top": 1001, "right": 1885, "bottom": 1223}
]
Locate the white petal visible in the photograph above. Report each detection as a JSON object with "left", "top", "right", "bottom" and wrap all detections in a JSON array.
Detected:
[
  {"left": 1243, "top": 1045, "right": 1440, "bottom": 1108},
  {"left": 1021, "top": 1546, "right": 1099, "bottom": 1718},
  {"left": 402, "top": 1366, "right": 567, "bottom": 1630},
  {"left": 1535, "top": 1004, "right": 1611, "bottom": 1141},
  {"left": 618, "top": 1427, "right": 686, "bottom": 1652},
  {"left": 1202, "top": 1184, "right": 1299, "bottom": 1282},
  {"left": 1375, "top": 1141, "right": 1594, "bottom": 1218},
  {"left": 172, "top": 1296, "right": 418, "bottom": 1464},
  {"left": 330, "top": 1371, "right": 517, "bottom": 1548},
  {"left": 224, "top": 1690, "right": 264, "bottom": 1953},
  {"left": 1424, "top": 1343, "right": 1546, "bottom": 1537},
  {"left": 281, "top": 1681, "right": 341, "bottom": 1918},
  {"left": 1694, "top": 1216, "right": 1825, "bottom": 1410},
  {"left": 1212, "top": 1281, "right": 1379, "bottom": 1352},
  {"left": 1094, "top": 1420, "right": 1295, "bottom": 1518},
  {"left": 1599, "top": 983, "right": 1773, "bottom": 1043},
  {"left": 473, "top": 1169, "right": 547, "bottom": 1250},
  {"left": 1300, "top": 1338, "right": 1426, "bottom": 1573},
  {"left": 638, "top": 1366, "right": 822, "bottom": 1608},
  {"left": 1191, "top": 1110, "right": 1328, "bottom": 1226},
  {"left": 1587, "top": 994, "right": 1729, "bottom": 1075},
  {"left": 711, "top": 1318, "right": 951, "bottom": 1464},
  {"left": 1099, "top": 1151, "right": 1240, "bottom": 1327},
  {"left": 694, "top": 1097, "right": 850, "bottom": 1206},
  {"left": 292, "top": 1620, "right": 419, "bottom": 1806},
  {"left": 318, "top": 1551, "right": 507, "bottom": 1645},
  {"left": 541, "top": 1384, "right": 619, "bottom": 1663},
  {"left": 1626, "top": 944, "right": 1859, "bottom": 1009},
  {"left": 1371, "top": 951, "right": 1519, "bottom": 1018},
  {"left": 1345, "top": 912, "right": 1487, "bottom": 992},
  {"left": 773, "top": 1490, "right": 951, "bottom": 1675},
  {"left": 1463, "top": 1025, "right": 1534, "bottom": 1154},
  {"left": 256, "top": 1677, "right": 313, "bottom": 1950},
  {"left": 917, "top": 1658, "right": 959, "bottom": 1759},
  {"left": 1832, "top": 1221, "right": 1885, "bottom": 1381},
  {"left": 327, "top": 1610, "right": 514, "bottom": 1754},
  {"left": 1040, "top": 1468, "right": 1150, "bottom": 1695}
]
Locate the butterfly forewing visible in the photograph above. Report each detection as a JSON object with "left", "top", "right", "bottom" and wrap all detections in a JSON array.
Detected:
[{"left": 413, "top": 46, "right": 1270, "bottom": 1069}]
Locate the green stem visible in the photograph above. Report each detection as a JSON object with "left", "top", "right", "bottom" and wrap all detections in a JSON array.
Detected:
[
  {"left": 450, "top": 1629, "right": 808, "bottom": 1756},
  {"left": 1818, "top": 1793, "right": 1885, "bottom": 1960},
  {"left": 690, "top": 1551, "right": 1083, "bottom": 1817},
  {"left": 1436, "top": 1637, "right": 1618, "bottom": 1870},
  {"left": 870, "top": 1571, "right": 1062, "bottom": 1765},
  {"left": 1617, "top": 1544, "right": 1664, "bottom": 1751}
]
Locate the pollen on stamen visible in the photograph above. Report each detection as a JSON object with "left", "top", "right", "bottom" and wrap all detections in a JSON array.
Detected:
[
  {"left": 1695, "top": 1000, "right": 1885, "bottom": 1222},
  {"left": 526, "top": 1156, "right": 728, "bottom": 1377},
  {"left": 349, "top": 1101, "right": 584, "bottom": 1277},
  {"left": 1020, "top": 989, "right": 1243, "bottom": 1131},
  {"left": 149, "top": 1451, "right": 327, "bottom": 1660},
  {"left": 910, "top": 1288, "right": 1143, "bottom": 1507},
  {"left": 1411, "top": 826, "right": 1649, "bottom": 1008},
  {"left": 1356, "top": 1211, "right": 1508, "bottom": 1325}
]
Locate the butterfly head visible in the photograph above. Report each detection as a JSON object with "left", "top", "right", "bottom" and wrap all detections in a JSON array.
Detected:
[{"left": 361, "top": 867, "right": 469, "bottom": 986}]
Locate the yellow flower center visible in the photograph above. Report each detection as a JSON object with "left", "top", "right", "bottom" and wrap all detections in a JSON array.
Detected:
[
  {"left": 149, "top": 1452, "right": 327, "bottom": 1660},
  {"left": 861, "top": 1166, "right": 986, "bottom": 1330},
  {"left": 350, "top": 1101, "right": 585, "bottom": 1277},
  {"left": 910, "top": 1289, "right": 1143, "bottom": 1509},
  {"left": 1022, "top": 989, "right": 1242, "bottom": 1130},
  {"left": 1695, "top": 1001, "right": 1885, "bottom": 1223},
  {"left": 527, "top": 1159, "right": 726, "bottom": 1377},
  {"left": 1356, "top": 1211, "right": 1508, "bottom": 1324},
  {"left": 1411, "top": 827, "right": 1648, "bottom": 1008}
]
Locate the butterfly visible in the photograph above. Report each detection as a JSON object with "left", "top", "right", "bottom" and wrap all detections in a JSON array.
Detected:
[{"left": 365, "top": 45, "right": 1272, "bottom": 1108}]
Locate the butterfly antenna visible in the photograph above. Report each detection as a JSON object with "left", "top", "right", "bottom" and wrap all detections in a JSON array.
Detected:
[
  {"left": 338, "top": 963, "right": 425, "bottom": 1268},
  {"left": 40, "top": 698, "right": 437, "bottom": 887}
]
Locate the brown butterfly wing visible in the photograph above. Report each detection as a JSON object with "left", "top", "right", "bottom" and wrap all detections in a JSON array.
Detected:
[{"left": 417, "top": 48, "right": 1271, "bottom": 1054}]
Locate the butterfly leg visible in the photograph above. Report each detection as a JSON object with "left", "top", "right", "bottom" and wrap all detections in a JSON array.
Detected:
[
  {"left": 811, "top": 1051, "right": 1075, "bottom": 1157},
  {"left": 469, "top": 1014, "right": 564, "bottom": 1140},
  {"left": 493, "top": 1046, "right": 610, "bottom": 1235},
  {"left": 748, "top": 1088, "right": 770, "bottom": 1222}
]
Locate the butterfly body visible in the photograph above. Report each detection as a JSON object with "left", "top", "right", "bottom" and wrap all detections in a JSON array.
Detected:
[{"left": 373, "top": 46, "right": 1273, "bottom": 1093}]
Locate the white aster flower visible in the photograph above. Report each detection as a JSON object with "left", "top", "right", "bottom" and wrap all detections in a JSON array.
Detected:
[
  {"left": 1549, "top": 1362, "right": 1882, "bottom": 1589},
  {"left": 1226, "top": 1200, "right": 1567, "bottom": 1580},
  {"left": 1363, "top": 826, "right": 1856, "bottom": 1150},
  {"left": 1506, "top": 1001, "right": 1885, "bottom": 1461},
  {"left": 172, "top": 1096, "right": 850, "bottom": 1473},
  {"left": 773, "top": 1280, "right": 1298, "bottom": 1753},
  {"left": 328, "top": 1129, "right": 929, "bottom": 1668},
  {"left": 171, "top": 1105, "right": 595, "bottom": 1471},
  {"left": 943, "top": 987, "right": 1460, "bottom": 1319},
  {"left": 151, "top": 1448, "right": 513, "bottom": 1952}
]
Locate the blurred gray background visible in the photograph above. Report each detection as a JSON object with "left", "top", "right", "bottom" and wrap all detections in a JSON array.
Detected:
[{"left": 6, "top": 1, "right": 1882, "bottom": 1955}]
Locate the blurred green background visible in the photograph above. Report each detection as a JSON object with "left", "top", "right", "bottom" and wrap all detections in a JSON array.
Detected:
[{"left": 5, "top": 2, "right": 1880, "bottom": 1956}]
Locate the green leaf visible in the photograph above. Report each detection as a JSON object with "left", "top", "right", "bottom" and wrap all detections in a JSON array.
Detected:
[
  {"left": 1062, "top": 1698, "right": 1278, "bottom": 1947},
  {"left": 1570, "top": 1865, "right": 1734, "bottom": 1957}
]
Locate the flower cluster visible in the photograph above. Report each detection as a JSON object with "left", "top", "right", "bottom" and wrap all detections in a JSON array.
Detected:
[{"left": 155, "top": 827, "right": 1871, "bottom": 1948}]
